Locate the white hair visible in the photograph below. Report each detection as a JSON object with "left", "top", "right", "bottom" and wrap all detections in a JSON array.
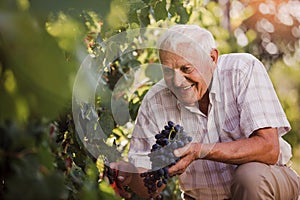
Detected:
[{"left": 157, "top": 24, "right": 216, "bottom": 56}]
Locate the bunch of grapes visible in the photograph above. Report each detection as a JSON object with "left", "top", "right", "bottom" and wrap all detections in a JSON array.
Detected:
[{"left": 140, "top": 121, "right": 193, "bottom": 197}]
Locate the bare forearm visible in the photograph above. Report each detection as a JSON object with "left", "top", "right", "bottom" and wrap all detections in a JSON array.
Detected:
[
  {"left": 168, "top": 128, "right": 280, "bottom": 177},
  {"left": 204, "top": 128, "right": 279, "bottom": 165}
]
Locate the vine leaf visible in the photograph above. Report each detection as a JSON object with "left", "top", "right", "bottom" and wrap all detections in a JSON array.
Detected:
[{"left": 153, "top": 0, "right": 168, "bottom": 21}]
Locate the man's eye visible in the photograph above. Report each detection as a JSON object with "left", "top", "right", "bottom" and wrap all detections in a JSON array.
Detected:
[
  {"left": 163, "top": 68, "right": 173, "bottom": 75},
  {"left": 181, "top": 66, "right": 194, "bottom": 73}
]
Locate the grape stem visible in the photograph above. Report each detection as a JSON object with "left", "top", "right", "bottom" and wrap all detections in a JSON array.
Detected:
[
  {"left": 168, "top": 129, "right": 172, "bottom": 141},
  {"left": 168, "top": 128, "right": 177, "bottom": 142}
]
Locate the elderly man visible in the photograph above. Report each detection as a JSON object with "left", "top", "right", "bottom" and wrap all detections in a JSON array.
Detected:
[{"left": 110, "top": 24, "right": 300, "bottom": 200}]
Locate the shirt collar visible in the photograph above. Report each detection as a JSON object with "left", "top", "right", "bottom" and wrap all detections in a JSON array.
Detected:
[{"left": 209, "top": 68, "right": 221, "bottom": 102}]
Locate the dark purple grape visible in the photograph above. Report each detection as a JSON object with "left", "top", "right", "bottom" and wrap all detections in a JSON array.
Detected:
[
  {"left": 177, "top": 141, "right": 184, "bottom": 148},
  {"left": 142, "top": 121, "right": 192, "bottom": 196},
  {"left": 161, "top": 129, "right": 170, "bottom": 136},
  {"left": 169, "top": 131, "right": 176, "bottom": 140},
  {"left": 157, "top": 180, "right": 163, "bottom": 188},
  {"left": 171, "top": 142, "right": 178, "bottom": 149},
  {"left": 167, "top": 121, "right": 175, "bottom": 127},
  {"left": 169, "top": 159, "right": 176, "bottom": 166},
  {"left": 154, "top": 173, "right": 161, "bottom": 179},
  {"left": 152, "top": 143, "right": 160, "bottom": 150},
  {"left": 141, "top": 172, "right": 147, "bottom": 177},
  {"left": 174, "top": 124, "right": 182, "bottom": 132},
  {"left": 163, "top": 138, "right": 169, "bottom": 145},
  {"left": 155, "top": 133, "right": 164, "bottom": 139},
  {"left": 162, "top": 178, "right": 168, "bottom": 184},
  {"left": 158, "top": 168, "right": 164, "bottom": 176},
  {"left": 156, "top": 138, "right": 165, "bottom": 146},
  {"left": 163, "top": 167, "right": 168, "bottom": 176}
]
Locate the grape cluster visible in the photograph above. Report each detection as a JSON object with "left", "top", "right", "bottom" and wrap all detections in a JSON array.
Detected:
[{"left": 140, "top": 121, "right": 192, "bottom": 197}]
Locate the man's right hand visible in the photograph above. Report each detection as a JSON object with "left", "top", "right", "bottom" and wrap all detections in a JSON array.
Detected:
[
  {"left": 110, "top": 161, "right": 166, "bottom": 198},
  {"left": 109, "top": 161, "right": 138, "bottom": 199}
]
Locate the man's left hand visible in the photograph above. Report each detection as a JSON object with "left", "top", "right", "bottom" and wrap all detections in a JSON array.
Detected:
[{"left": 168, "top": 143, "right": 202, "bottom": 176}]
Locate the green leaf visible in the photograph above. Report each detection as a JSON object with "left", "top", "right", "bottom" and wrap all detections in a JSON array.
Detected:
[
  {"left": 153, "top": 0, "right": 168, "bottom": 21},
  {"left": 168, "top": 3, "right": 176, "bottom": 17},
  {"left": 139, "top": 6, "right": 150, "bottom": 27},
  {"left": 99, "top": 111, "right": 115, "bottom": 137},
  {"left": 128, "top": 10, "right": 140, "bottom": 24},
  {"left": 37, "top": 142, "right": 55, "bottom": 170},
  {"left": 129, "top": 0, "right": 147, "bottom": 11},
  {"left": 5, "top": 155, "right": 65, "bottom": 200},
  {"left": 0, "top": 12, "right": 74, "bottom": 120},
  {"left": 176, "top": 5, "right": 190, "bottom": 24}
]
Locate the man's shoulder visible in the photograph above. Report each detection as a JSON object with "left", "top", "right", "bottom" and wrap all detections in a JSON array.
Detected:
[
  {"left": 218, "top": 53, "right": 260, "bottom": 71},
  {"left": 219, "top": 52, "right": 258, "bottom": 61}
]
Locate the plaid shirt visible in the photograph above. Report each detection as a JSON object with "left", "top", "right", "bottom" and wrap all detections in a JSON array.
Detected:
[{"left": 128, "top": 53, "right": 291, "bottom": 199}]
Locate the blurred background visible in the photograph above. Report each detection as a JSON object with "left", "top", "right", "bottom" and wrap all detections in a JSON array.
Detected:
[{"left": 1, "top": 0, "right": 300, "bottom": 199}]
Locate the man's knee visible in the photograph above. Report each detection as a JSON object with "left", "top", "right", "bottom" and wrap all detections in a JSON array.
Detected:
[
  {"left": 232, "top": 162, "right": 267, "bottom": 187},
  {"left": 231, "top": 162, "right": 273, "bottom": 199},
  {"left": 231, "top": 162, "right": 300, "bottom": 200}
]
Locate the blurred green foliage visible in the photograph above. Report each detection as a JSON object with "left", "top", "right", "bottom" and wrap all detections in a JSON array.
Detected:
[{"left": 1, "top": 0, "right": 300, "bottom": 199}]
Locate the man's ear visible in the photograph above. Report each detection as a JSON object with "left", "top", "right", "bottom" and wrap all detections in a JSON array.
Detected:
[{"left": 210, "top": 48, "right": 219, "bottom": 64}]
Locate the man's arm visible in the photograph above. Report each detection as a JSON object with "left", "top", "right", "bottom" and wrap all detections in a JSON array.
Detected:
[
  {"left": 168, "top": 127, "right": 279, "bottom": 176},
  {"left": 207, "top": 127, "right": 279, "bottom": 164},
  {"left": 110, "top": 161, "right": 166, "bottom": 198}
]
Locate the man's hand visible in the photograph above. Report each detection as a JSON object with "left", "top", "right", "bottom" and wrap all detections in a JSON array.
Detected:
[
  {"left": 168, "top": 143, "right": 215, "bottom": 176},
  {"left": 168, "top": 143, "right": 201, "bottom": 176},
  {"left": 110, "top": 161, "right": 165, "bottom": 198},
  {"left": 109, "top": 161, "right": 138, "bottom": 199}
]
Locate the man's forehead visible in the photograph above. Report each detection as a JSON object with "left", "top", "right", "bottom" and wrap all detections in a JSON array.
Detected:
[
  {"left": 159, "top": 49, "right": 199, "bottom": 63},
  {"left": 159, "top": 42, "right": 194, "bottom": 53},
  {"left": 160, "top": 51, "right": 187, "bottom": 63}
]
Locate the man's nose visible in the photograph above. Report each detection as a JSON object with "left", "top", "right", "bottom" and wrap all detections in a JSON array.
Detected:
[{"left": 173, "top": 70, "right": 185, "bottom": 87}]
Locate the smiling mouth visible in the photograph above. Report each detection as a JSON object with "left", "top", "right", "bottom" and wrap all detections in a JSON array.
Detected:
[{"left": 182, "top": 84, "right": 195, "bottom": 90}]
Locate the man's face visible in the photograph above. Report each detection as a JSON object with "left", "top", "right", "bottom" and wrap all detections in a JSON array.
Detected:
[{"left": 160, "top": 50, "right": 214, "bottom": 106}]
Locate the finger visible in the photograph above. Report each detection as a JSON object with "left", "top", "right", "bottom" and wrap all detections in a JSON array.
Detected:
[
  {"left": 111, "top": 181, "right": 132, "bottom": 199},
  {"left": 108, "top": 162, "right": 133, "bottom": 198},
  {"left": 110, "top": 161, "right": 128, "bottom": 170},
  {"left": 168, "top": 165, "right": 184, "bottom": 176},
  {"left": 117, "top": 172, "right": 132, "bottom": 186},
  {"left": 109, "top": 162, "right": 119, "bottom": 171},
  {"left": 114, "top": 161, "right": 137, "bottom": 173},
  {"left": 174, "top": 143, "right": 192, "bottom": 157},
  {"left": 116, "top": 186, "right": 132, "bottom": 199},
  {"left": 168, "top": 160, "right": 186, "bottom": 176},
  {"left": 168, "top": 153, "right": 195, "bottom": 176}
]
